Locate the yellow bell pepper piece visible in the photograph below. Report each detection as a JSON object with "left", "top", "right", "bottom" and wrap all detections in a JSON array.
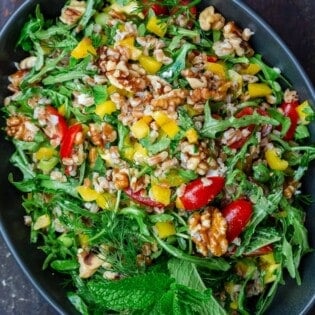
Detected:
[
  {"left": 130, "top": 118, "right": 150, "bottom": 139},
  {"left": 117, "top": 37, "right": 142, "bottom": 60},
  {"left": 95, "top": 100, "right": 117, "bottom": 118},
  {"left": 35, "top": 147, "right": 57, "bottom": 160},
  {"left": 175, "top": 196, "right": 184, "bottom": 210},
  {"left": 76, "top": 186, "right": 100, "bottom": 202},
  {"left": 150, "top": 184, "right": 171, "bottom": 206},
  {"left": 152, "top": 111, "right": 179, "bottom": 138},
  {"left": 71, "top": 37, "right": 97, "bottom": 59},
  {"left": 185, "top": 128, "right": 198, "bottom": 144},
  {"left": 139, "top": 55, "right": 162, "bottom": 74},
  {"left": 248, "top": 83, "right": 272, "bottom": 98},
  {"left": 205, "top": 62, "right": 226, "bottom": 78},
  {"left": 96, "top": 193, "right": 116, "bottom": 210},
  {"left": 161, "top": 120, "right": 179, "bottom": 138},
  {"left": 78, "top": 233, "right": 89, "bottom": 248},
  {"left": 296, "top": 100, "right": 313, "bottom": 125},
  {"left": 155, "top": 221, "right": 176, "bottom": 238},
  {"left": 265, "top": 148, "right": 288, "bottom": 171},
  {"left": 146, "top": 16, "right": 167, "bottom": 37},
  {"left": 58, "top": 104, "right": 67, "bottom": 116},
  {"left": 152, "top": 111, "right": 170, "bottom": 126},
  {"left": 33, "top": 214, "right": 51, "bottom": 230},
  {"left": 239, "top": 63, "right": 261, "bottom": 75}
]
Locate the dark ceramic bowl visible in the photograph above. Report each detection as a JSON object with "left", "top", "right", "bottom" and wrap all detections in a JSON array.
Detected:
[{"left": 0, "top": 1, "right": 314, "bottom": 314}]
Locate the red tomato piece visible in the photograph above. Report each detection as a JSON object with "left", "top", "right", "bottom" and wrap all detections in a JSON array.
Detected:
[
  {"left": 60, "top": 124, "right": 82, "bottom": 159},
  {"left": 124, "top": 188, "right": 164, "bottom": 208},
  {"left": 280, "top": 101, "right": 299, "bottom": 140},
  {"left": 179, "top": 176, "right": 225, "bottom": 211},
  {"left": 222, "top": 198, "right": 253, "bottom": 242},
  {"left": 45, "top": 106, "right": 68, "bottom": 142}
]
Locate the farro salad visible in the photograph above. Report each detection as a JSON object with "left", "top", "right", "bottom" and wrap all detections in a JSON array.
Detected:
[{"left": 3, "top": 0, "right": 315, "bottom": 314}]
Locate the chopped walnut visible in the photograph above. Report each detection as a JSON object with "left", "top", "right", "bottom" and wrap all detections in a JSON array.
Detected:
[
  {"left": 6, "top": 115, "right": 38, "bottom": 142},
  {"left": 283, "top": 89, "right": 299, "bottom": 103},
  {"left": 199, "top": 6, "right": 225, "bottom": 31},
  {"left": 19, "top": 56, "right": 37, "bottom": 70},
  {"left": 60, "top": 0, "right": 86, "bottom": 26},
  {"left": 78, "top": 249, "right": 103, "bottom": 279},
  {"left": 188, "top": 207, "right": 228, "bottom": 257},
  {"left": 188, "top": 82, "right": 231, "bottom": 103},
  {"left": 8, "top": 69, "right": 28, "bottom": 92},
  {"left": 151, "top": 89, "right": 188, "bottom": 109},
  {"left": 88, "top": 123, "right": 117, "bottom": 146},
  {"left": 283, "top": 179, "right": 300, "bottom": 199},
  {"left": 180, "top": 140, "right": 212, "bottom": 176},
  {"left": 112, "top": 168, "right": 130, "bottom": 190}
]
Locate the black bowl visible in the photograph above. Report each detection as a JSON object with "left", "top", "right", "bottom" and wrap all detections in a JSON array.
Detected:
[{"left": 0, "top": 1, "right": 314, "bottom": 314}]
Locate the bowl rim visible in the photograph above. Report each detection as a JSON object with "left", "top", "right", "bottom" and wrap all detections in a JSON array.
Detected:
[{"left": 0, "top": 0, "right": 314, "bottom": 314}]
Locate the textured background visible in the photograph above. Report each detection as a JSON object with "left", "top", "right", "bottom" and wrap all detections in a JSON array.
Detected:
[{"left": 0, "top": 0, "right": 314, "bottom": 314}]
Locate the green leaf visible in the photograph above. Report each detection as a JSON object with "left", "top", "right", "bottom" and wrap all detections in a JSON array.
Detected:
[
  {"left": 86, "top": 273, "right": 173, "bottom": 311},
  {"left": 93, "top": 85, "right": 108, "bottom": 105},
  {"left": 201, "top": 103, "right": 279, "bottom": 138},
  {"left": 168, "top": 259, "right": 227, "bottom": 315}
]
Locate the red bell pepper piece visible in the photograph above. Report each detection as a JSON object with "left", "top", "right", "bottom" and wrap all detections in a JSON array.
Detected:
[
  {"left": 179, "top": 176, "right": 225, "bottom": 211},
  {"left": 45, "top": 106, "right": 68, "bottom": 142},
  {"left": 60, "top": 124, "right": 82, "bottom": 159},
  {"left": 124, "top": 188, "right": 164, "bottom": 208},
  {"left": 280, "top": 101, "right": 299, "bottom": 140},
  {"left": 222, "top": 198, "right": 253, "bottom": 242},
  {"left": 142, "top": 0, "right": 169, "bottom": 16},
  {"left": 245, "top": 244, "right": 273, "bottom": 256},
  {"left": 207, "top": 55, "right": 218, "bottom": 63}
]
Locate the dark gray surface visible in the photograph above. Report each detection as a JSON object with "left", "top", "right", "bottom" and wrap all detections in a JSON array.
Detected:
[{"left": 0, "top": 1, "right": 315, "bottom": 315}]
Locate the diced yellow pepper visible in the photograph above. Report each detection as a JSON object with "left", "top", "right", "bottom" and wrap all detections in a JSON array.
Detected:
[
  {"left": 35, "top": 147, "right": 57, "bottom": 160},
  {"left": 71, "top": 37, "right": 97, "bottom": 59},
  {"left": 260, "top": 252, "right": 275, "bottom": 265},
  {"left": 76, "top": 186, "right": 100, "bottom": 202},
  {"left": 155, "top": 221, "right": 176, "bottom": 238},
  {"left": 95, "top": 100, "right": 117, "bottom": 118},
  {"left": 142, "top": 115, "right": 153, "bottom": 124},
  {"left": 107, "top": 85, "right": 118, "bottom": 95},
  {"left": 151, "top": 184, "right": 171, "bottom": 206},
  {"left": 248, "top": 83, "right": 272, "bottom": 98},
  {"left": 146, "top": 16, "right": 167, "bottom": 37},
  {"left": 58, "top": 104, "right": 66, "bottom": 116},
  {"left": 130, "top": 118, "right": 150, "bottom": 139},
  {"left": 161, "top": 120, "right": 179, "bottom": 138},
  {"left": 152, "top": 111, "right": 170, "bottom": 126},
  {"left": 239, "top": 63, "right": 261, "bottom": 75},
  {"left": 96, "top": 193, "right": 116, "bottom": 210},
  {"left": 33, "top": 214, "right": 51, "bottom": 230},
  {"left": 78, "top": 233, "right": 89, "bottom": 248},
  {"left": 139, "top": 55, "right": 162, "bottom": 74},
  {"left": 205, "top": 62, "right": 226, "bottom": 78},
  {"left": 296, "top": 100, "right": 313, "bottom": 125},
  {"left": 117, "top": 37, "right": 142, "bottom": 60},
  {"left": 264, "top": 264, "right": 280, "bottom": 284},
  {"left": 185, "top": 128, "right": 198, "bottom": 144},
  {"left": 176, "top": 196, "right": 185, "bottom": 210},
  {"left": 265, "top": 148, "right": 288, "bottom": 171},
  {"left": 230, "top": 301, "right": 238, "bottom": 310}
]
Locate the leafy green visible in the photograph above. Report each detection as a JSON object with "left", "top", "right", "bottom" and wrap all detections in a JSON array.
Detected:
[{"left": 201, "top": 103, "right": 279, "bottom": 138}]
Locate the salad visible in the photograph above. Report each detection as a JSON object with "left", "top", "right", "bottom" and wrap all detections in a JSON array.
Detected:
[{"left": 3, "top": 0, "right": 315, "bottom": 314}]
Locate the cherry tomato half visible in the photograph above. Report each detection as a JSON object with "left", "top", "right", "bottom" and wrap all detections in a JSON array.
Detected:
[
  {"left": 124, "top": 188, "right": 165, "bottom": 208},
  {"left": 280, "top": 101, "right": 299, "bottom": 140},
  {"left": 222, "top": 198, "right": 253, "bottom": 242},
  {"left": 60, "top": 124, "right": 82, "bottom": 159},
  {"left": 179, "top": 176, "right": 225, "bottom": 211}
]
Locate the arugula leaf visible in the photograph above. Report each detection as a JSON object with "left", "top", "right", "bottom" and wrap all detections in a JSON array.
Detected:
[
  {"left": 178, "top": 107, "right": 195, "bottom": 131},
  {"left": 93, "top": 85, "right": 108, "bottom": 105},
  {"left": 155, "top": 235, "right": 231, "bottom": 271},
  {"left": 140, "top": 135, "right": 171, "bottom": 155},
  {"left": 201, "top": 103, "right": 279, "bottom": 138},
  {"left": 160, "top": 43, "right": 196, "bottom": 82},
  {"left": 168, "top": 259, "right": 227, "bottom": 315}
]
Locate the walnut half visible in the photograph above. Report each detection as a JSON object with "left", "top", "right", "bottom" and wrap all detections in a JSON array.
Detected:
[{"left": 188, "top": 207, "right": 228, "bottom": 257}]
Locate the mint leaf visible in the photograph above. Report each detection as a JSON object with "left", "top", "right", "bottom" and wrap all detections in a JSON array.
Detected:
[{"left": 86, "top": 272, "right": 173, "bottom": 311}]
